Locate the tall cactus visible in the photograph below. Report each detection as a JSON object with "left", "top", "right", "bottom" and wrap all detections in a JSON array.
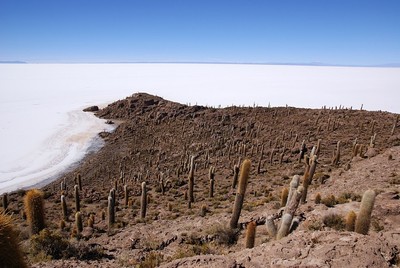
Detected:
[
  {"left": 75, "top": 211, "right": 83, "bottom": 234},
  {"left": 188, "top": 156, "right": 195, "bottom": 203},
  {"left": 108, "top": 195, "right": 115, "bottom": 230},
  {"left": 301, "top": 155, "right": 318, "bottom": 203},
  {"left": 266, "top": 216, "right": 277, "bottom": 238},
  {"left": 61, "top": 194, "right": 68, "bottom": 221},
  {"left": 141, "top": 182, "right": 147, "bottom": 219},
  {"left": 277, "top": 186, "right": 304, "bottom": 239},
  {"left": 24, "top": 189, "right": 45, "bottom": 236},
  {"left": 74, "top": 185, "right": 80, "bottom": 212},
  {"left": 0, "top": 213, "right": 27, "bottom": 267},
  {"left": 231, "top": 164, "right": 240, "bottom": 189},
  {"left": 2, "top": 193, "right": 8, "bottom": 211},
  {"left": 332, "top": 141, "right": 341, "bottom": 166},
  {"left": 76, "top": 173, "right": 82, "bottom": 191},
  {"left": 315, "top": 139, "right": 322, "bottom": 157},
  {"left": 245, "top": 221, "right": 256, "bottom": 248},
  {"left": 298, "top": 140, "right": 306, "bottom": 163},
  {"left": 345, "top": 210, "right": 357, "bottom": 232},
  {"left": 209, "top": 166, "right": 215, "bottom": 198},
  {"left": 124, "top": 185, "right": 129, "bottom": 207},
  {"left": 355, "top": 189, "right": 376, "bottom": 235},
  {"left": 286, "top": 175, "right": 300, "bottom": 207},
  {"left": 280, "top": 187, "right": 289, "bottom": 208},
  {"left": 229, "top": 159, "right": 251, "bottom": 229}
]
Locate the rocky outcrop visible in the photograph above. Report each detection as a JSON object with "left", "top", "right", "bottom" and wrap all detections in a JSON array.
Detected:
[{"left": 83, "top": 105, "right": 99, "bottom": 112}]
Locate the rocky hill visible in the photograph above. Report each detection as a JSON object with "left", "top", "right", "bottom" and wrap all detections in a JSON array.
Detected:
[{"left": 2, "top": 92, "right": 400, "bottom": 267}]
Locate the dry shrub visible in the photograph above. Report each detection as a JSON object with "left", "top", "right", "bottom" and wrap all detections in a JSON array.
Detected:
[
  {"left": 208, "top": 224, "right": 239, "bottom": 246},
  {"left": 139, "top": 251, "right": 164, "bottom": 268},
  {"left": 321, "top": 195, "right": 336, "bottom": 207},
  {"left": 315, "top": 193, "right": 321, "bottom": 204},
  {"left": 323, "top": 213, "right": 345, "bottom": 230},
  {"left": 29, "top": 229, "right": 70, "bottom": 260},
  {"left": 305, "top": 218, "right": 323, "bottom": 231},
  {"left": 29, "top": 229, "right": 106, "bottom": 261}
]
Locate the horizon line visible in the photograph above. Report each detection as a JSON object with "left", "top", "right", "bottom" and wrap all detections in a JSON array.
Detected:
[{"left": 1, "top": 60, "right": 400, "bottom": 68}]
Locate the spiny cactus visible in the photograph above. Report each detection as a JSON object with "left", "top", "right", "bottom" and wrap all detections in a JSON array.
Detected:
[
  {"left": 88, "top": 214, "right": 95, "bottom": 228},
  {"left": 229, "top": 159, "right": 251, "bottom": 229},
  {"left": 2, "top": 193, "right": 8, "bottom": 211},
  {"left": 315, "top": 139, "right": 322, "bottom": 157},
  {"left": 0, "top": 213, "right": 27, "bottom": 268},
  {"left": 159, "top": 173, "right": 165, "bottom": 195},
  {"left": 76, "top": 173, "right": 82, "bottom": 191},
  {"left": 61, "top": 194, "right": 68, "bottom": 221},
  {"left": 245, "top": 221, "right": 256, "bottom": 249},
  {"left": 332, "top": 141, "right": 341, "bottom": 166},
  {"left": 257, "top": 145, "right": 264, "bottom": 174},
  {"left": 124, "top": 185, "right": 129, "bottom": 207},
  {"left": 75, "top": 211, "right": 83, "bottom": 234},
  {"left": 277, "top": 186, "right": 304, "bottom": 239},
  {"left": 24, "top": 189, "right": 45, "bottom": 235},
  {"left": 280, "top": 187, "right": 289, "bottom": 208},
  {"left": 74, "top": 185, "right": 80, "bottom": 212},
  {"left": 200, "top": 204, "right": 207, "bottom": 217},
  {"left": 209, "top": 166, "right": 215, "bottom": 198},
  {"left": 188, "top": 156, "right": 195, "bottom": 203},
  {"left": 298, "top": 140, "right": 306, "bottom": 163},
  {"left": 108, "top": 195, "right": 115, "bottom": 230},
  {"left": 276, "top": 213, "right": 293, "bottom": 240},
  {"left": 266, "top": 216, "right": 277, "bottom": 238},
  {"left": 353, "top": 143, "right": 361, "bottom": 157},
  {"left": 355, "top": 189, "right": 376, "bottom": 235},
  {"left": 345, "top": 210, "right": 357, "bottom": 232},
  {"left": 231, "top": 164, "right": 240, "bottom": 189},
  {"left": 110, "top": 188, "right": 116, "bottom": 205},
  {"left": 286, "top": 175, "right": 300, "bottom": 207},
  {"left": 369, "top": 133, "right": 377, "bottom": 148},
  {"left": 301, "top": 155, "right": 318, "bottom": 204},
  {"left": 279, "top": 147, "right": 285, "bottom": 164},
  {"left": 141, "top": 182, "right": 147, "bottom": 219}
]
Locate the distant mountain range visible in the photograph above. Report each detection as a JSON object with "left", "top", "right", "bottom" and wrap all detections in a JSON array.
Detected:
[{"left": 0, "top": 61, "right": 26, "bottom": 64}]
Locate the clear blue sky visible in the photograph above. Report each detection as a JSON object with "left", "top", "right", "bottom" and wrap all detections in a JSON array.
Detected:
[{"left": 1, "top": 0, "right": 399, "bottom": 65}]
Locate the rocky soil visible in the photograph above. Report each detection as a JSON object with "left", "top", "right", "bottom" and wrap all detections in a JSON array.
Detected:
[{"left": 2, "top": 92, "right": 400, "bottom": 267}]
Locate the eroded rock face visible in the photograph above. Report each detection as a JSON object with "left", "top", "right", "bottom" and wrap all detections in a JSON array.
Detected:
[
  {"left": 160, "top": 231, "right": 398, "bottom": 268},
  {"left": 237, "top": 231, "right": 398, "bottom": 268}
]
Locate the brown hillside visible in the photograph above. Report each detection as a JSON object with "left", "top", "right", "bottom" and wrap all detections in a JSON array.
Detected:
[{"left": 2, "top": 92, "right": 399, "bottom": 267}]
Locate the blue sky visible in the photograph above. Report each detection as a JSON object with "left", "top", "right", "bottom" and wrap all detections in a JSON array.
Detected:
[{"left": 1, "top": 0, "right": 399, "bottom": 65}]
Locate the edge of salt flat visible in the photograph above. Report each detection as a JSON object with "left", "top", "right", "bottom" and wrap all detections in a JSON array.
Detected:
[{"left": 0, "top": 109, "right": 115, "bottom": 194}]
